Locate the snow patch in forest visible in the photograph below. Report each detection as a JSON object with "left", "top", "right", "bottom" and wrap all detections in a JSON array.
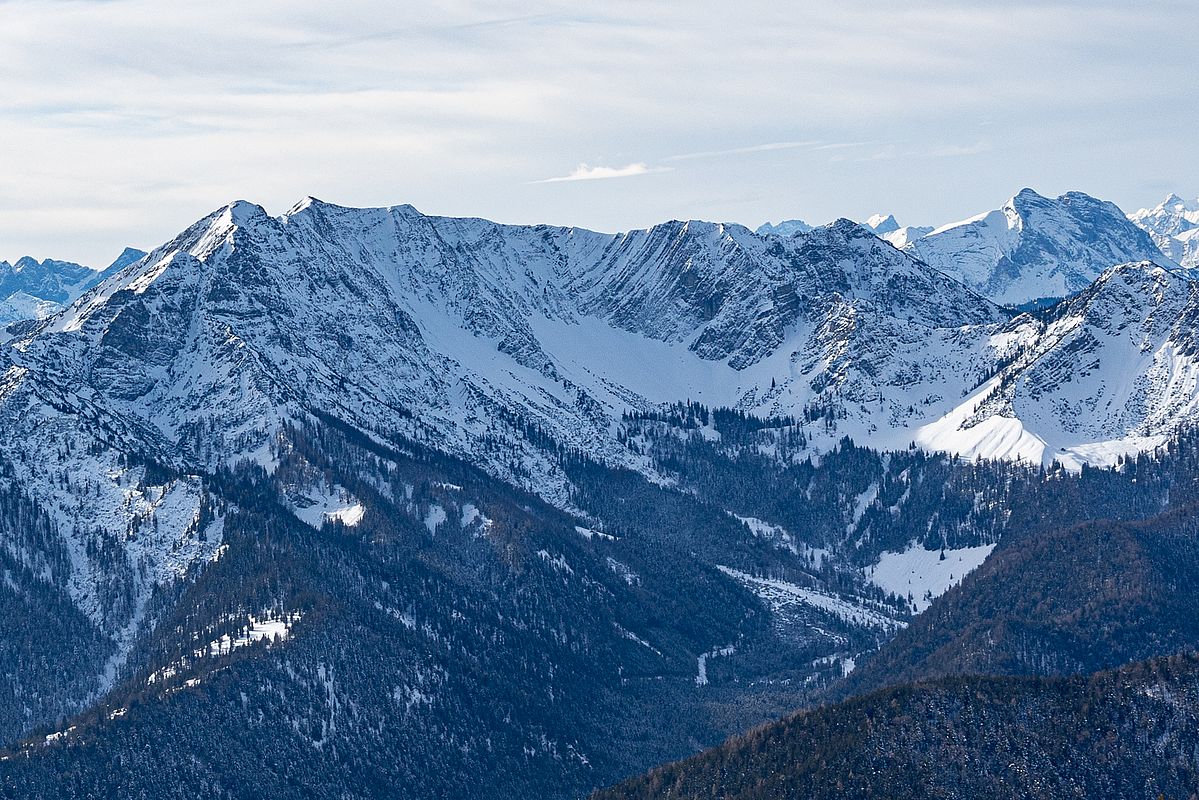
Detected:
[
  {"left": 537, "top": 549, "right": 573, "bottom": 574},
  {"left": 575, "top": 524, "right": 616, "bottom": 541},
  {"left": 460, "top": 503, "right": 493, "bottom": 534},
  {"left": 695, "top": 643, "right": 736, "bottom": 686},
  {"left": 424, "top": 504, "right": 447, "bottom": 533},
  {"left": 718, "top": 566, "right": 903, "bottom": 632},
  {"left": 606, "top": 557, "right": 640, "bottom": 585},
  {"left": 203, "top": 612, "right": 303, "bottom": 658},
  {"left": 865, "top": 542, "right": 996, "bottom": 612},
  {"left": 735, "top": 514, "right": 798, "bottom": 553},
  {"left": 289, "top": 483, "right": 365, "bottom": 528},
  {"left": 847, "top": 483, "right": 879, "bottom": 533}
]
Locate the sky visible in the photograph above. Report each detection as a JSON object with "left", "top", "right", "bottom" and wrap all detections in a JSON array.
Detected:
[{"left": 0, "top": 0, "right": 1196, "bottom": 267}]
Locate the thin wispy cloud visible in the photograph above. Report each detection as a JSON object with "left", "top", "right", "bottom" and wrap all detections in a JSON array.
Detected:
[
  {"left": 927, "top": 141, "right": 993, "bottom": 158},
  {"left": 664, "top": 140, "right": 821, "bottom": 162},
  {"left": 829, "top": 141, "right": 993, "bottom": 163},
  {"left": 813, "top": 142, "right": 871, "bottom": 151},
  {"left": 532, "top": 163, "right": 667, "bottom": 184}
]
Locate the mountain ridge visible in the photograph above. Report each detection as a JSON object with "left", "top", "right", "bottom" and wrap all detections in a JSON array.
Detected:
[
  {"left": 6, "top": 189, "right": 1199, "bottom": 798},
  {"left": 904, "top": 188, "right": 1171, "bottom": 306}
]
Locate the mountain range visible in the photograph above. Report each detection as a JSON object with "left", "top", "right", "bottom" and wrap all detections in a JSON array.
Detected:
[
  {"left": 762, "top": 188, "right": 1178, "bottom": 307},
  {"left": 0, "top": 248, "right": 145, "bottom": 334},
  {"left": 2, "top": 187, "right": 1199, "bottom": 798},
  {"left": 1130, "top": 192, "right": 1199, "bottom": 268}
]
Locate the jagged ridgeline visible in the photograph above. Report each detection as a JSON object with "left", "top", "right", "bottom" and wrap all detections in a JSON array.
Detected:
[{"left": 1, "top": 194, "right": 1199, "bottom": 798}]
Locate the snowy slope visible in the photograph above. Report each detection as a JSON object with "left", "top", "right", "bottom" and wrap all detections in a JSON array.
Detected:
[
  {"left": 1129, "top": 193, "right": 1199, "bottom": 268},
  {"left": 865, "top": 543, "right": 996, "bottom": 613},
  {"left": 880, "top": 225, "right": 933, "bottom": 249},
  {"left": 916, "top": 261, "right": 1199, "bottom": 468},
  {"left": 906, "top": 189, "right": 1170, "bottom": 306},
  {"left": 5, "top": 201, "right": 1011, "bottom": 504}
]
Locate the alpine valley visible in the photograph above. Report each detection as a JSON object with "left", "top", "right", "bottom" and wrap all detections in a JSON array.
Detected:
[{"left": 3, "top": 188, "right": 1199, "bottom": 799}]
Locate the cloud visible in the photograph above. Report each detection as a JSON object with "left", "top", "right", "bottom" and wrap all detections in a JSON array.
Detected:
[
  {"left": 828, "top": 141, "right": 993, "bottom": 163},
  {"left": 926, "top": 141, "right": 993, "bottom": 158},
  {"left": 664, "top": 140, "right": 821, "bottom": 162},
  {"left": 532, "top": 163, "right": 667, "bottom": 183}
]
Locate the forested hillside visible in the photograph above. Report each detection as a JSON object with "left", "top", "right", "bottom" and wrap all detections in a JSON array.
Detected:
[{"left": 594, "top": 653, "right": 1199, "bottom": 800}]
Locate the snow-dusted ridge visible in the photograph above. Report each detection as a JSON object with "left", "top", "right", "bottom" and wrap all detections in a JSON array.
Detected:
[
  {"left": 916, "top": 260, "right": 1199, "bottom": 470},
  {"left": 8, "top": 194, "right": 1199, "bottom": 497},
  {"left": 5, "top": 198, "right": 1011, "bottom": 493},
  {"left": 904, "top": 188, "right": 1172, "bottom": 306},
  {"left": 3, "top": 193, "right": 1199, "bottom": 690},
  {"left": 1130, "top": 193, "right": 1199, "bottom": 269}
]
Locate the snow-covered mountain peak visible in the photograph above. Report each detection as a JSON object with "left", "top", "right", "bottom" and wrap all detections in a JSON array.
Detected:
[
  {"left": 1064, "top": 259, "right": 1194, "bottom": 327},
  {"left": 916, "top": 257, "right": 1199, "bottom": 469},
  {"left": 284, "top": 195, "right": 326, "bottom": 216},
  {"left": 8, "top": 255, "right": 89, "bottom": 274},
  {"left": 1096, "top": 258, "right": 1178, "bottom": 284},
  {"left": 641, "top": 218, "right": 753, "bottom": 242},
  {"left": 1128, "top": 193, "right": 1199, "bottom": 268},
  {"left": 283, "top": 195, "right": 425, "bottom": 222},
  {"left": 906, "top": 189, "right": 1168, "bottom": 306},
  {"left": 106, "top": 247, "right": 148, "bottom": 272},
  {"left": 822, "top": 217, "right": 871, "bottom": 236},
  {"left": 807, "top": 217, "right": 902, "bottom": 254},
  {"left": 1011, "top": 186, "right": 1047, "bottom": 203},
  {"left": 226, "top": 199, "right": 268, "bottom": 226},
  {"left": 1061, "top": 260, "right": 1182, "bottom": 324},
  {"left": 1135, "top": 192, "right": 1199, "bottom": 218},
  {"left": 1162, "top": 192, "right": 1191, "bottom": 209},
  {"left": 864, "top": 214, "right": 900, "bottom": 235}
]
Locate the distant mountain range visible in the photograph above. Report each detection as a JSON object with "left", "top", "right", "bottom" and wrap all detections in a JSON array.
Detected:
[
  {"left": 0, "top": 247, "right": 145, "bottom": 333},
  {"left": 761, "top": 188, "right": 1187, "bottom": 307},
  {"left": 1130, "top": 192, "right": 1199, "bottom": 268},
  {"left": 12, "top": 190, "right": 1197, "bottom": 484}
]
